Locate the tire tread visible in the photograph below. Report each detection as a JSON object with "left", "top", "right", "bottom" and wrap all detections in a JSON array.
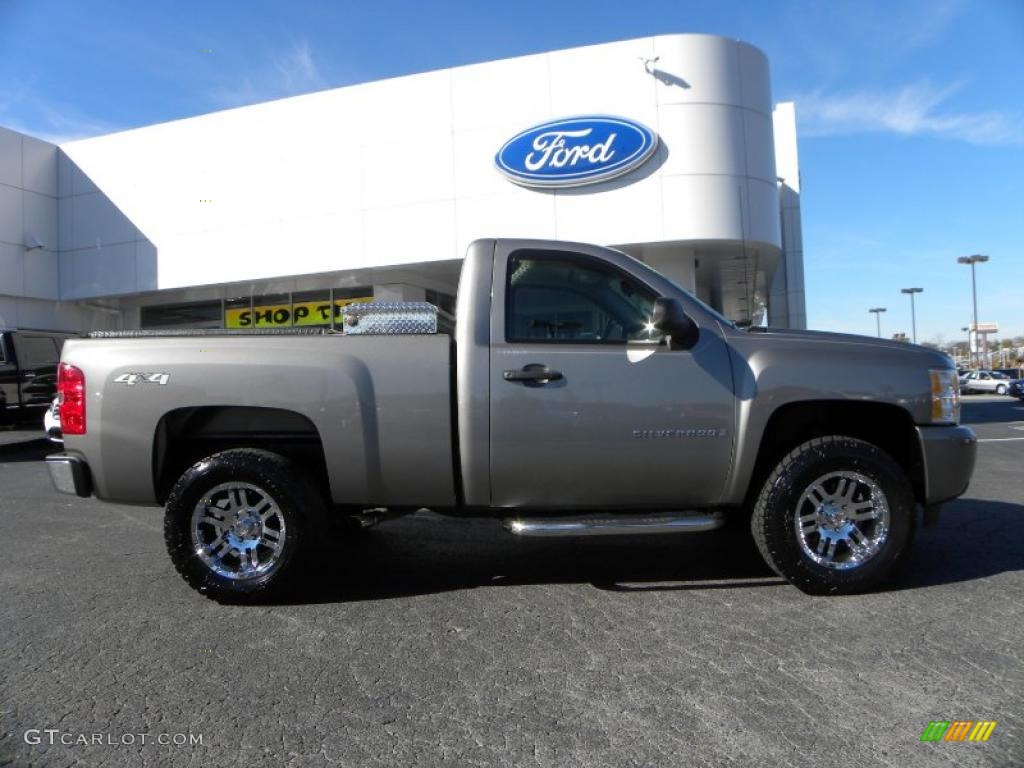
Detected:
[
  {"left": 164, "top": 448, "right": 323, "bottom": 603},
  {"left": 751, "top": 435, "right": 915, "bottom": 595}
]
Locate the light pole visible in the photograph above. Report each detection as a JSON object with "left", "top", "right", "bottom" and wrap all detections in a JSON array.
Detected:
[
  {"left": 957, "top": 254, "right": 989, "bottom": 368},
  {"left": 900, "top": 288, "right": 923, "bottom": 344},
  {"left": 961, "top": 326, "right": 970, "bottom": 368},
  {"left": 869, "top": 307, "right": 886, "bottom": 338}
]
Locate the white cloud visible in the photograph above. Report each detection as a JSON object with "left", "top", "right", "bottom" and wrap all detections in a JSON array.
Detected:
[
  {"left": 796, "top": 81, "right": 1024, "bottom": 146},
  {"left": 0, "top": 82, "right": 122, "bottom": 143},
  {"left": 274, "top": 41, "right": 325, "bottom": 92},
  {"left": 895, "top": 0, "right": 966, "bottom": 49},
  {"left": 208, "top": 40, "right": 330, "bottom": 110}
]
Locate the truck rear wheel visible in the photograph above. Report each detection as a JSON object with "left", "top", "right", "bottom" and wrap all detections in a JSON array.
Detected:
[
  {"left": 751, "top": 436, "right": 915, "bottom": 595},
  {"left": 164, "top": 448, "right": 320, "bottom": 602}
]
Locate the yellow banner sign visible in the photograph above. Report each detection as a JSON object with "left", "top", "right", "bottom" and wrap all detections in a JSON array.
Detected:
[{"left": 225, "top": 297, "right": 372, "bottom": 328}]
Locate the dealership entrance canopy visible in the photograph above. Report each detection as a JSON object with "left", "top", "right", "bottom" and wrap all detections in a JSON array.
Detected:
[{"left": 0, "top": 33, "right": 805, "bottom": 333}]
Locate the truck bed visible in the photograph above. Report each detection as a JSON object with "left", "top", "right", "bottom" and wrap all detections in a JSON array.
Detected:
[
  {"left": 88, "top": 328, "right": 333, "bottom": 338},
  {"left": 58, "top": 333, "right": 457, "bottom": 508}
]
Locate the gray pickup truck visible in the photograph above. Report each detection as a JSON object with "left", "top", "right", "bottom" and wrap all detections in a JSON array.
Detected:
[{"left": 47, "top": 239, "right": 976, "bottom": 601}]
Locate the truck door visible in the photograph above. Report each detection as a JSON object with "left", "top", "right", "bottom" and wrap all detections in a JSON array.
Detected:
[{"left": 488, "top": 246, "right": 735, "bottom": 509}]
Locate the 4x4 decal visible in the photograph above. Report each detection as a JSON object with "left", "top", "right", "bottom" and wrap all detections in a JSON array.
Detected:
[{"left": 113, "top": 373, "right": 170, "bottom": 386}]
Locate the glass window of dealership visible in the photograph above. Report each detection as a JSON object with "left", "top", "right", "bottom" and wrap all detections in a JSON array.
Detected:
[
  {"left": 137, "top": 288, "right": 456, "bottom": 330},
  {"left": 0, "top": 34, "right": 804, "bottom": 334}
]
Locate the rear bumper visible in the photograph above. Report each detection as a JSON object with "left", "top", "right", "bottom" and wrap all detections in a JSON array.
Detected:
[
  {"left": 916, "top": 425, "right": 977, "bottom": 505},
  {"left": 46, "top": 453, "right": 93, "bottom": 497}
]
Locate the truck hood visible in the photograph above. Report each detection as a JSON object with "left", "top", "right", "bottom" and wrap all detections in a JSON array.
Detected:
[
  {"left": 744, "top": 327, "right": 954, "bottom": 367},
  {"left": 724, "top": 325, "right": 955, "bottom": 426}
]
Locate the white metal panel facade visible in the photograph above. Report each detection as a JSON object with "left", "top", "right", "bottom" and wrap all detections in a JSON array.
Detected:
[{"left": 0, "top": 33, "right": 802, "bottom": 330}]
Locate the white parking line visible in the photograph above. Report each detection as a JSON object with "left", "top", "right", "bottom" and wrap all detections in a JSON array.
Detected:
[{"left": 977, "top": 437, "right": 1024, "bottom": 443}]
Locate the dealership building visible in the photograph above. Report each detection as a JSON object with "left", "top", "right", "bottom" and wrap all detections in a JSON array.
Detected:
[{"left": 0, "top": 33, "right": 805, "bottom": 334}]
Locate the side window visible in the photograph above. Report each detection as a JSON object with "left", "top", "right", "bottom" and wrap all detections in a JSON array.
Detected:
[
  {"left": 506, "top": 252, "right": 662, "bottom": 343},
  {"left": 0, "top": 336, "right": 7, "bottom": 364},
  {"left": 18, "top": 336, "right": 60, "bottom": 368}
]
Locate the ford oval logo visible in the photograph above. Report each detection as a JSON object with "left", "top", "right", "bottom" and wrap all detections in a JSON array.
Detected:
[{"left": 495, "top": 116, "right": 658, "bottom": 188}]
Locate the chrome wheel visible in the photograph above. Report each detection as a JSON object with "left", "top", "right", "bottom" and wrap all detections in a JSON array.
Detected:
[
  {"left": 794, "top": 471, "right": 890, "bottom": 571},
  {"left": 190, "top": 482, "right": 287, "bottom": 580}
]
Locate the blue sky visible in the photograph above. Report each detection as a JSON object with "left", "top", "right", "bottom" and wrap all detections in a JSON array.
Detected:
[{"left": 1, "top": 0, "right": 1021, "bottom": 344}]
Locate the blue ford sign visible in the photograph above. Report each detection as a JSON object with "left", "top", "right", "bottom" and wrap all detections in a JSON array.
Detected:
[{"left": 495, "top": 116, "right": 658, "bottom": 189}]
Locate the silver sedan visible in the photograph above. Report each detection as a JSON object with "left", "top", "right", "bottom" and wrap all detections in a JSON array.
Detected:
[{"left": 959, "top": 370, "right": 1014, "bottom": 395}]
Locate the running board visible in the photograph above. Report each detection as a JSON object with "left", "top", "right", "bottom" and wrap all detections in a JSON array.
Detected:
[{"left": 503, "top": 511, "right": 724, "bottom": 538}]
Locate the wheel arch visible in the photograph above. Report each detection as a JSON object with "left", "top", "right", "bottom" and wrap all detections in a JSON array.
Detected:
[
  {"left": 744, "top": 400, "right": 925, "bottom": 507},
  {"left": 153, "top": 406, "right": 330, "bottom": 506}
]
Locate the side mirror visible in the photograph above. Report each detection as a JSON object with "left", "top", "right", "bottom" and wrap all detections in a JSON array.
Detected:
[{"left": 652, "top": 297, "right": 699, "bottom": 350}]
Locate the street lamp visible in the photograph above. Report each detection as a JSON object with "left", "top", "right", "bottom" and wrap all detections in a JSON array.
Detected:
[
  {"left": 900, "top": 288, "right": 923, "bottom": 344},
  {"left": 869, "top": 307, "right": 886, "bottom": 338},
  {"left": 957, "top": 254, "right": 989, "bottom": 368}
]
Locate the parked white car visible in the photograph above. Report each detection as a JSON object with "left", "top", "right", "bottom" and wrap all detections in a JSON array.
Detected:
[
  {"left": 959, "top": 370, "right": 1013, "bottom": 395},
  {"left": 44, "top": 397, "right": 62, "bottom": 443}
]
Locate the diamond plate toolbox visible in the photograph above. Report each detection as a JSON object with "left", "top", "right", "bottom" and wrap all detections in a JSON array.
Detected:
[{"left": 341, "top": 302, "right": 439, "bottom": 335}]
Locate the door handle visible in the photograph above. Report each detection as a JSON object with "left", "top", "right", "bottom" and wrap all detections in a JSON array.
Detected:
[
  {"left": 503, "top": 364, "right": 563, "bottom": 384},
  {"left": 21, "top": 372, "right": 36, "bottom": 380}
]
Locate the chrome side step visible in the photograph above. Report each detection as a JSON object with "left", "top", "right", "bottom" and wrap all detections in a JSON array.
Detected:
[{"left": 503, "top": 511, "right": 724, "bottom": 538}]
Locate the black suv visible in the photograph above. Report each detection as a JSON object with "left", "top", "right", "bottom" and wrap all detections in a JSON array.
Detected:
[{"left": 0, "top": 329, "right": 78, "bottom": 427}]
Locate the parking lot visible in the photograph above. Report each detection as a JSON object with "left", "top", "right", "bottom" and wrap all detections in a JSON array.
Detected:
[{"left": 1, "top": 395, "right": 1021, "bottom": 768}]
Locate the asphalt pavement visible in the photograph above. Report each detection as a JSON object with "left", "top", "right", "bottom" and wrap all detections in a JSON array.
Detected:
[{"left": 1, "top": 396, "right": 1022, "bottom": 767}]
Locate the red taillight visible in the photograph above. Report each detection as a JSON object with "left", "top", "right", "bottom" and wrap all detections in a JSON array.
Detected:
[{"left": 58, "top": 363, "right": 86, "bottom": 435}]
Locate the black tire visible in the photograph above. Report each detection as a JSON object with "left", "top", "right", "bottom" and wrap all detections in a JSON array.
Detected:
[
  {"left": 751, "top": 436, "right": 915, "bottom": 595},
  {"left": 164, "top": 448, "right": 322, "bottom": 602}
]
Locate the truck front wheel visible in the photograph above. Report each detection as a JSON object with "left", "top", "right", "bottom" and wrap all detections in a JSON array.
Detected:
[
  {"left": 751, "top": 436, "right": 915, "bottom": 595},
  {"left": 164, "top": 448, "right": 320, "bottom": 602}
]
